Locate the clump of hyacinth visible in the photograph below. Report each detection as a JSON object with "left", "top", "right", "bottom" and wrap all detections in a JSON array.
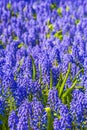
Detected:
[
  {"left": 70, "top": 89, "right": 87, "bottom": 129},
  {"left": 8, "top": 99, "right": 47, "bottom": 130}
]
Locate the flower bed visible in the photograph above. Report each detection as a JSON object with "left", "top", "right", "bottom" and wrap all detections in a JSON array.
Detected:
[{"left": 0, "top": 0, "right": 87, "bottom": 129}]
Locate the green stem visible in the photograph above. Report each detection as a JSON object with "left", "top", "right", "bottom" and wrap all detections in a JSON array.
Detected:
[
  {"left": 59, "top": 63, "right": 71, "bottom": 98},
  {"left": 50, "top": 69, "right": 53, "bottom": 89},
  {"left": 45, "top": 107, "right": 53, "bottom": 130}
]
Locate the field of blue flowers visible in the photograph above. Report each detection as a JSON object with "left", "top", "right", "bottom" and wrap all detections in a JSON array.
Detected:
[{"left": 0, "top": 0, "right": 87, "bottom": 129}]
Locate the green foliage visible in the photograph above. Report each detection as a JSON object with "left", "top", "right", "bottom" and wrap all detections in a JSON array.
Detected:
[
  {"left": 6, "top": 90, "right": 16, "bottom": 113},
  {"left": 46, "top": 21, "right": 54, "bottom": 39},
  {"left": 62, "top": 80, "right": 77, "bottom": 98},
  {"left": 48, "top": 24, "right": 54, "bottom": 31},
  {"left": 57, "top": 7, "right": 62, "bottom": 17},
  {"left": 39, "top": 65, "right": 42, "bottom": 83},
  {"left": 75, "top": 19, "right": 80, "bottom": 25},
  {"left": 45, "top": 107, "right": 53, "bottom": 130},
  {"left": 59, "top": 63, "right": 71, "bottom": 98},
  {"left": 13, "top": 36, "right": 18, "bottom": 41},
  {"left": 68, "top": 46, "right": 72, "bottom": 54},
  {"left": 62, "top": 80, "right": 77, "bottom": 105},
  {"left": 50, "top": 3, "right": 57, "bottom": 10},
  {"left": 50, "top": 69, "right": 53, "bottom": 89},
  {"left": 30, "top": 55, "right": 36, "bottom": 81},
  {"left": 0, "top": 114, "right": 9, "bottom": 130},
  {"left": 33, "top": 13, "right": 37, "bottom": 20},
  {"left": 55, "top": 63, "right": 84, "bottom": 106},
  {"left": 46, "top": 33, "right": 50, "bottom": 38},
  {"left": 54, "top": 30, "right": 63, "bottom": 40},
  {"left": 28, "top": 94, "right": 33, "bottom": 102},
  {"left": 66, "top": 6, "right": 69, "bottom": 12},
  {"left": 56, "top": 72, "right": 64, "bottom": 92},
  {"left": 0, "top": 40, "right": 6, "bottom": 48},
  {"left": 7, "top": 3, "right": 11, "bottom": 10},
  {"left": 18, "top": 43, "right": 24, "bottom": 48},
  {"left": 42, "top": 85, "right": 49, "bottom": 106},
  {"left": 0, "top": 90, "right": 15, "bottom": 130}
]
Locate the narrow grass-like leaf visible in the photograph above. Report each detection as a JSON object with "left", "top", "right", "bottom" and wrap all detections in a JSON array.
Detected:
[
  {"left": 2, "top": 124, "right": 6, "bottom": 130},
  {"left": 42, "top": 85, "right": 49, "bottom": 106},
  {"left": 66, "top": 93, "right": 72, "bottom": 107},
  {"left": 46, "top": 33, "right": 50, "bottom": 38},
  {"left": 66, "top": 6, "right": 69, "bottom": 11},
  {"left": 13, "top": 36, "right": 18, "bottom": 41},
  {"left": 7, "top": 3, "right": 11, "bottom": 9},
  {"left": 62, "top": 80, "right": 77, "bottom": 98},
  {"left": 57, "top": 8, "right": 62, "bottom": 17},
  {"left": 54, "top": 30, "right": 63, "bottom": 41},
  {"left": 0, "top": 115, "right": 6, "bottom": 124},
  {"left": 75, "top": 19, "right": 80, "bottom": 25},
  {"left": 48, "top": 24, "right": 54, "bottom": 32},
  {"left": 18, "top": 43, "right": 24, "bottom": 48},
  {"left": 75, "top": 86, "right": 84, "bottom": 89},
  {"left": 0, "top": 40, "right": 6, "bottom": 49},
  {"left": 5, "top": 88, "right": 16, "bottom": 114},
  {"left": 33, "top": 13, "right": 37, "bottom": 20},
  {"left": 56, "top": 72, "right": 64, "bottom": 92},
  {"left": 45, "top": 107, "right": 53, "bottom": 130},
  {"left": 50, "top": 69, "right": 53, "bottom": 89},
  {"left": 50, "top": 3, "right": 57, "bottom": 10},
  {"left": 30, "top": 55, "right": 36, "bottom": 81},
  {"left": 59, "top": 63, "right": 71, "bottom": 98},
  {"left": 39, "top": 65, "right": 42, "bottom": 83}
]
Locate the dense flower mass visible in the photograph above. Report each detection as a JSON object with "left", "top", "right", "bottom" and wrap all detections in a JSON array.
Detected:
[{"left": 0, "top": 0, "right": 87, "bottom": 129}]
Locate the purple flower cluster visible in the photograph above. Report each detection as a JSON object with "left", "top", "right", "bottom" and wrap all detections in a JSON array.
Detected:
[{"left": 0, "top": 0, "right": 87, "bottom": 129}]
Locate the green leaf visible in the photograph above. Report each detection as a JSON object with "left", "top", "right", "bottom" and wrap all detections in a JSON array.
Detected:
[
  {"left": 66, "top": 93, "right": 72, "bottom": 106},
  {"left": 56, "top": 72, "right": 63, "bottom": 92},
  {"left": 28, "top": 94, "right": 33, "bottom": 102},
  {"left": 68, "top": 46, "right": 72, "bottom": 54},
  {"left": 75, "top": 86, "right": 84, "bottom": 89},
  {"left": 30, "top": 55, "right": 36, "bottom": 81},
  {"left": 54, "top": 30, "right": 63, "bottom": 40},
  {"left": 66, "top": 6, "right": 69, "bottom": 12},
  {"left": 50, "top": 3, "right": 57, "bottom": 10},
  {"left": 0, "top": 115, "right": 6, "bottom": 124},
  {"left": 75, "top": 19, "right": 80, "bottom": 25},
  {"left": 62, "top": 80, "right": 77, "bottom": 98},
  {"left": 54, "top": 112, "right": 61, "bottom": 119},
  {"left": 59, "top": 63, "right": 71, "bottom": 98},
  {"left": 6, "top": 95, "right": 16, "bottom": 113},
  {"left": 47, "top": 20, "right": 54, "bottom": 32},
  {"left": 45, "top": 107, "right": 53, "bottom": 130},
  {"left": 7, "top": 3, "right": 11, "bottom": 9},
  {"left": 57, "top": 8, "right": 62, "bottom": 16},
  {"left": 39, "top": 65, "right": 42, "bottom": 83},
  {"left": 42, "top": 85, "right": 48, "bottom": 106},
  {"left": 13, "top": 36, "right": 18, "bottom": 41},
  {"left": 50, "top": 70, "right": 53, "bottom": 89},
  {"left": 0, "top": 41, "right": 6, "bottom": 49},
  {"left": 2, "top": 124, "right": 6, "bottom": 130},
  {"left": 33, "top": 13, "right": 37, "bottom": 19},
  {"left": 46, "top": 33, "right": 50, "bottom": 38},
  {"left": 5, "top": 89, "right": 16, "bottom": 113},
  {"left": 18, "top": 43, "right": 24, "bottom": 48},
  {"left": 48, "top": 24, "right": 54, "bottom": 31}
]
